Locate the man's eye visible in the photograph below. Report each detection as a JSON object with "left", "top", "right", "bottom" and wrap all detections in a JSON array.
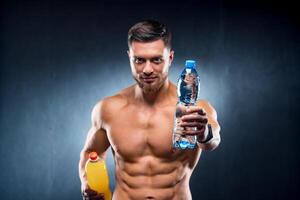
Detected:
[
  {"left": 152, "top": 58, "right": 163, "bottom": 64},
  {"left": 134, "top": 58, "right": 145, "bottom": 64}
]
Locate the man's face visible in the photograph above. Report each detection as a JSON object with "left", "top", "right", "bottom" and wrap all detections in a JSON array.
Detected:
[{"left": 127, "top": 39, "right": 174, "bottom": 94}]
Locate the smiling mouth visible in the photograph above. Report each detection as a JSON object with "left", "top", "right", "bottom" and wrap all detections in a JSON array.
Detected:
[{"left": 142, "top": 77, "right": 157, "bottom": 83}]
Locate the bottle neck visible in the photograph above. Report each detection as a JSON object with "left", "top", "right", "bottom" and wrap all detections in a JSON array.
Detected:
[{"left": 90, "top": 157, "right": 103, "bottom": 162}]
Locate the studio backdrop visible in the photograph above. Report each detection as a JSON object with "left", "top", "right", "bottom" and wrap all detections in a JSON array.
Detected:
[{"left": 1, "top": 0, "right": 299, "bottom": 200}]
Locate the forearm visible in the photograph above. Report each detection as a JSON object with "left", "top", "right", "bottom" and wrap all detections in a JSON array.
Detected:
[
  {"left": 78, "top": 150, "right": 90, "bottom": 184},
  {"left": 197, "top": 123, "right": 221, "bottom": 151}
]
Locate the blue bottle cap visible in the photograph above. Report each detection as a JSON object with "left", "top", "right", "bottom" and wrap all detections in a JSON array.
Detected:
[{"left": 185, "top": 60, "right": 196, "bottom": 68}]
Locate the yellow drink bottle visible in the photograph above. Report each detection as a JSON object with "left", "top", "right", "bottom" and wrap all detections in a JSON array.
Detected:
[{"left": 85, "top": 152, "right": 112, "bottom": 200}]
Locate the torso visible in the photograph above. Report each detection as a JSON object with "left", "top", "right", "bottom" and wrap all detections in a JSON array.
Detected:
[{"left": 101, "top": 82, "right": 202, "bottom": 200}]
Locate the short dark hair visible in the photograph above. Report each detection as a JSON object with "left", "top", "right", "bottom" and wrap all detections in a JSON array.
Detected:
[{"left": 128, "top": 19, "right": 172, "bottom": 49}]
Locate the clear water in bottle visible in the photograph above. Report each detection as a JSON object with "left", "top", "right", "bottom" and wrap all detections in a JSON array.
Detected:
[{"left": 173, "top": 60, "right": 200, "bottom": 149}]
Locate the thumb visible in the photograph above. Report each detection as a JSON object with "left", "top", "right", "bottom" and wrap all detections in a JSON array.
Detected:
[{"left": 82, "top": 182, "right": 98, "bottom": 195}]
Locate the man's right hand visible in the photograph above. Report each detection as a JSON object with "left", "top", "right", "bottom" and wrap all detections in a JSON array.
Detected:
[{"left": 81, "top": 181, "right": 105, "bottom": 200}]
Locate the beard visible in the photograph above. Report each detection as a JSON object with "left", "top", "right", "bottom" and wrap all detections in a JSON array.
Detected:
[{"left": 134, "top": 74, "right": 167, "bottom": 94}]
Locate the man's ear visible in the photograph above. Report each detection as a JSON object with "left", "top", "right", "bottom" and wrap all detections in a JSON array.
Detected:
[
  {"left": 170, "top": 50, "right": 174, "bottom": 60},
  {"left": 169, "top": 50, "right": 174, "bottom": 66}
]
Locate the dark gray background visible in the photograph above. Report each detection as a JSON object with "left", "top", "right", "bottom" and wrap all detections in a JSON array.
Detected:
[{"left": 1, "top": 0, "right": 299, "bottom": 199}]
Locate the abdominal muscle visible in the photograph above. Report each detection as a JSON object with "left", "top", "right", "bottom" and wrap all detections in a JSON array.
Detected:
[{"left": 111, "top": 154, "right": 193, "bottom": 200}]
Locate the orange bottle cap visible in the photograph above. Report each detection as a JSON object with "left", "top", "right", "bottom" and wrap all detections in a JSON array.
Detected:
[{"left": 89, "top": 152, "right": 98, "bottom": 161}]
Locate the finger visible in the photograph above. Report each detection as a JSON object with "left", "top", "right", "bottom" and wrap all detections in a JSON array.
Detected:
[
  {"left": 182, "top": 115, "right": 208, "bottom": 123},
  {"left": 180, "top": 122, "right": 206, "bottom": 128},
  {"left": 90, "top": 196, "right": 104, "bottom": 200},
  {"left": 181, "top": 128, "right": 206, "bottom": 136},
  {"left": 86, "top": 197, "right": 102, "bottom": 200},
  {"left": 197, "top": 109, "right": 206, "bottom": 115},
  {"left": 175, "top": 104, "right": 190, "bottom": 117},
  {"left": 83, "top": 194, "right": 99, "bottom": 200},
  {"left": 83, "top": 188, "right": 98, "bottom": 195},
  {"left": 99, "top": 193, "right": 105, "bottom": 200},
  {"left": 186, "top": 106, "right": 206, "bottom": 115},
  {"left": 85, "top": 194, "right": 104, "bottom": 200},
  {"left": 82, "top": 191, "right": 98, "bottom": 199},
  {"left": 83, "top": 192, "right": 98, "bottom": 197},
  {"left": 98, "top": 193, "right": 105, "bottom": 200}
]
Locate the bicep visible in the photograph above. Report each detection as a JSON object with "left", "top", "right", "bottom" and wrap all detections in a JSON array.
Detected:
[
  {"left": 82, "top": 100, "right": 111, "bottom": 159},
  {"left": 83, "top": 126, "right": 110, "bottom": 159}
]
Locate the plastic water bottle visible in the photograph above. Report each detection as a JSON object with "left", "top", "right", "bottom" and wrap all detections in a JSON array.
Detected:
[
  {"left": 85, "top": 152, "right": 112, "bottom": 200},
  {"left": 173, "top": 60, "right": 200, "bottom": 149}
]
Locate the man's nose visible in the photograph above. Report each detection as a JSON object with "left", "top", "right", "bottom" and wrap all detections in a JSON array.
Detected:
[{"left": 143, "top": 60, "right": 154, "bottom": 75}]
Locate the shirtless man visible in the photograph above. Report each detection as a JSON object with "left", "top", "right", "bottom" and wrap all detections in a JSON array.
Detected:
[{"left": 78, "top": 20, "right": 221, "bottom": 200}]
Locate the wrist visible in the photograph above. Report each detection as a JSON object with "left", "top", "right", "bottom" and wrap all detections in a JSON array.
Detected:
[{"left": 198, "top": 124, "right": 213, "bottom": 143}]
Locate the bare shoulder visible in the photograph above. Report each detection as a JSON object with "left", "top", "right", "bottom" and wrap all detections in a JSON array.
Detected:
[
  {"left": 196, "top": 99, "right": 218, "bottom": 120},
  {"left": 91, "top": 85, "right": 133, "bottom": 124}
]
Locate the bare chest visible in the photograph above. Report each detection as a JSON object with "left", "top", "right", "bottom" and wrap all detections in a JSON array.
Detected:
[{"left": 106, "top": 105, "right": 183, "bottom": 160}]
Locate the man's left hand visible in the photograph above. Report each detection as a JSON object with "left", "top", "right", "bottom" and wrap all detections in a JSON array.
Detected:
[{"left": 179, "top": 105, "right": 209, "bottom": 142}]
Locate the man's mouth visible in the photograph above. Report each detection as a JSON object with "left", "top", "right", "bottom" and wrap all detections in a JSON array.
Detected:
[{"left": 142, "top": 77, "right": 157, "bottom": 83}]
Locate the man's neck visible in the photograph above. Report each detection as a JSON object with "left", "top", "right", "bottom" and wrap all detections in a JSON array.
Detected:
[{"left": 134, "top": 78, "right": 170, "bottom": 106}]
